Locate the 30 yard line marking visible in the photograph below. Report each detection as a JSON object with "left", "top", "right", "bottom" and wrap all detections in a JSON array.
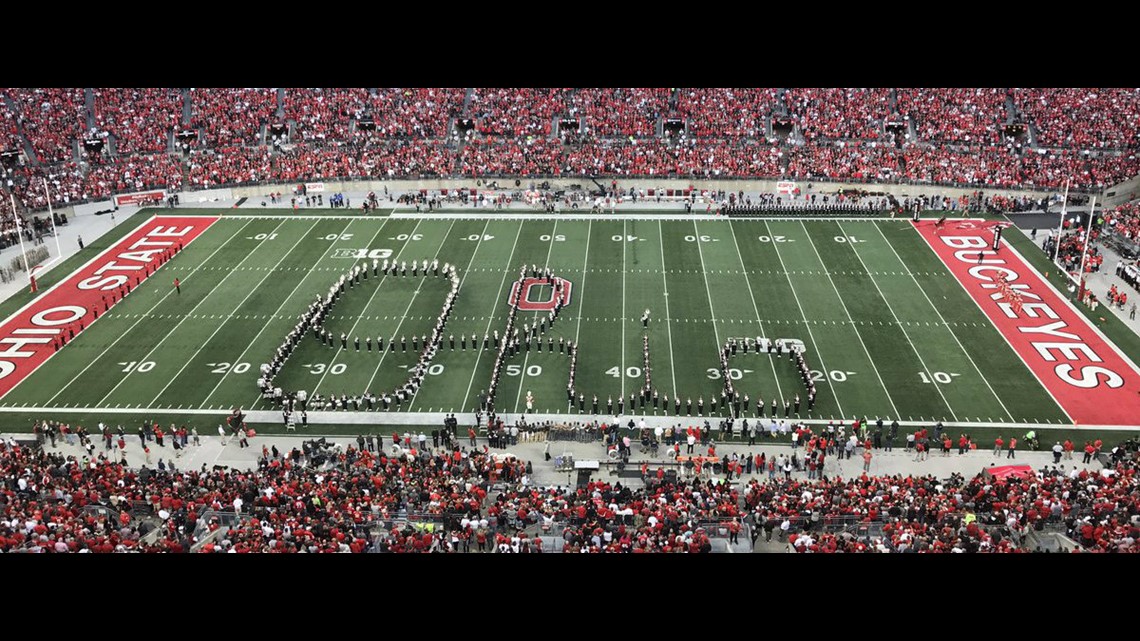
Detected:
[
  {"left": 567, "top": 221, "right": 593, "bottom": 412},
  {"left": 799, "top": 220, "right": 899, "bottom": 419},
  {"left": 462, "top": 220, "right": 526, "bottom": 414},
  {"left": 837, "top": 221, "right": 956, "bottom": 421},
  {"left": 93, "top": 218, "right": 292, "bottom": 408},
  {"left": 208, "top": 217, "right": 372, "bottom": 409},
  {"left": 43, "top": 219, "right": 256, "bottom": 408},
  {"left": 871, "top": 222, "right": 1014, "bottom": 422},
  {"left": 764, "top": 221, "right": 845, "bottom": 418},
  {"left": 726, "top": 221, "right": 784, "bottom": 402},
  {"left": 658, "top": 221, "right": 678, "bottom": 395},
  {"left": 354, "top": 220, "right": 454, "bottom": 397},
  {"left": 512, "top": 220, "right": 560, "bottom": 414},
  {"left": 149, "top": 219, "right": 320, "bottom": 407}
]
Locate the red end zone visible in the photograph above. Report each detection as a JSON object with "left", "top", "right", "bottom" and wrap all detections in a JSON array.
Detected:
[
  {"left": 0, "top": 215, "right": 218, "bottom": 399},
  {"left": 915, "top": 219, "right": 1140, "bottom": 425}
]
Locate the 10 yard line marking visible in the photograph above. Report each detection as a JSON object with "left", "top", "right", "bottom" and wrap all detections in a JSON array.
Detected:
[
  {"left": 765, "top": 221, "right": 845, "bottom": 418},
  {"left": 149, "top": 220, "right": 320, "bottom": 407},
  {"left": 461, "top": 220, "right": 526, "bottom": 415},
  {"left": 217, "top": 218, "right": 373, "bottom": 409},
  {"left": 837, "top": 220, "right": 956, "bottom": 421},
  {"left": 43, "top": 219, "right": 256, "bottom": 408},
  {"left": 658, "top": 221, "right": 678, "bottom": 396},
  {"left": 567, "top": 220, "right": 593, "bottom": 412},
  {"left": 726, "top": 221, "right": 784, "bottom": 402},
  {"left": 355, "top": 220, "right": 453, "bottom": 397},
  {"left": 93, "top": 218, "right": 292, "bottom": 408},
  {"left": 799, "top": 220, "right": 900, "bottom": 419},
  {"left": 512, "top": 220, "right": 560, "bottom": 414},
  {"left": 871, "top": 222, "right": 1014, "bottom": 422},
  {"left": 406, "top": 218, "right": 493, "bottom": 412}
]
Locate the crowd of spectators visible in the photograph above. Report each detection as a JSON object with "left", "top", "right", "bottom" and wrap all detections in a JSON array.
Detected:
[
  {"left": 1012, "top": 87, "right": 1140, "bottom": 150},
  {"left": 1105, "top": 201, "right": 1140, "bottom": 243},
  {"left": 569, "top": 88, "right": 670, "bottom": 138},
  {"left": 189, "top": 87, "right": 277, "bottom": 148},
  {"left": 83, "top": 154, "right": 184, "bottom": 199},
  {"left": 896, "top": 87, "right": 1009, "bottom": 144},
  {"left": 92, "top": 88, "right": 182, "bottom": 155},
  {"left": 3, "top": 88, "right": 85, "bottom": 164},
  {"left": 674, "top": 88, "right": 777, "bottom": 139},
  {"left": 282, "top": 88, "right": 371, "bottom": 143},
  {"left": 466, "top": 88, "right": 568, "bottom": 138},
  {"left": 459, "top": 139, "right": 563, "bottom": 176},
  {"left": 786, "top": 87, "right": 892, "bottom": 141},
  {"left": 186, "top": 146, "right": 273, "bottom": 188}
]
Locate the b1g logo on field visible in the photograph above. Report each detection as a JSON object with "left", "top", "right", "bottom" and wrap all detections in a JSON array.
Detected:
[
  {"left": 508, "top": 277, "right": 572, "bottom": 311},
  {"left": 331, "top": 248, "right": 393, "bottom": 259}
]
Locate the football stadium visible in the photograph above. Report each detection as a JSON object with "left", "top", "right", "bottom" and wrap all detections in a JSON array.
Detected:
[{"left": 0, "top": 88, "right": 1138, "bottom": 553}]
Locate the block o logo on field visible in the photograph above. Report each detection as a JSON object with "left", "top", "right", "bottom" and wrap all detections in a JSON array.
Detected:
[{"left": 508, "top": 277, "right": 572, "bottom": 311}]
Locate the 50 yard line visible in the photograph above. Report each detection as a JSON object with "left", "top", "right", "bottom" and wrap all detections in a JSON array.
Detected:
[
  {"left": 511, "top": 220, "right": 559, "bottom": 415},
  {"left": 567, "top": 220, "right": 593, "bottom": 412},
  {"left": 42, "top": 219, "right": 256, "bottom": 407}
]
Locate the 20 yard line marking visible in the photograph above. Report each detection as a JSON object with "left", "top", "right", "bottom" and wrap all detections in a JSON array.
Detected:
[
  {"left": 43, "top": 219, "right": 256, "bottom": 408},
  {"left": 837, "top": 221, "right": 956, "bottom": 421},
  {"left": 149, "top": 219, "right": 321, "bottom": 407},
  {"left": 764, "top": 221, "right": 845, "bottom": 418},
  {"left": 93, "top": 218, "right": 292, "bottom": 408},
  {"left": 207, "top": 217, "right": 373, "bottom": 409},
  {"left": 799, "top": 220, "right": 899, "bottom": 419},
  {"left": 870, "top": 222, "right": 1014, "bottom": 422}
]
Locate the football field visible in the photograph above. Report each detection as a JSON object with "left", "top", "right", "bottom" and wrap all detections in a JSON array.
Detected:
[{"left": 0, "top": 208, "right": 1119, "bottom": 428}]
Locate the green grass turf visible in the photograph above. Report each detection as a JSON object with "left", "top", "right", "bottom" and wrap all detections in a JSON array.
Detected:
[{"left": 0, "top": 212, "right": 1126, "bottom": 435}]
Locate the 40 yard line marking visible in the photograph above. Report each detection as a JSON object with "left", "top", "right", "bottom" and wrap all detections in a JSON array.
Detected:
[
  {"left": 94, "top": 218, "right": 292, "bottom": 408},
  {"left": 871, "top": 221, "right": 1014, "bottom": 422},
  {"left": 149, "top": 219, "right": 320, "bottom": 407},
  {"left": 802, "top": 221, "right": 898, "bottom": 419},
  {"left": 837, "top": 221, "right": 956, "bottom": 421},
  {"left": 212, "top": 217, "right": 375, "bottom": 409},
  {"left": 43, "top": 219, "right": 256, "bottom": 408},
  {"left": 461, "top": 220, "right": 526, "bottom": 415}
]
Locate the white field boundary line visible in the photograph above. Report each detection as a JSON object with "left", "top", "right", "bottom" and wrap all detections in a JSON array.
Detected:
[
  {"left": 404, "top": 217, "right": 492, "bottom": 412},
  {"left": 312, "top": 218, "right": 428, "bottom": 395},
  {"left": 510, "top": 220, "right": 560, "bottom": 414},
  {"left": 566, "top": 221, "right": 593, "bottom": 412},
  {"left": 38, "top": 219, "right": 252, "bottom": 407},
  {"left": 205, "top": 218, "right": 367, "bottom": 409},
  {"left": 94, "top": 219, "right": 294, "bottom": 407},
  {"left": 724, "top": 221, "right": 784, "bottom": 403},
  {"left": 150, "top": 219, "right": 326, "bottom": 407},
  {"left": 0, "top": 213, "right": 160, "bottom": 328},
  {"left": 798, "top": 220, "right": 901, "bottom": 420},
  {"left": 764, "top": 220, "right": 846, "bottom": 419},
  {"left": 836, "top": 220, "right": 958, "bottom": 422},
  {"left": 870, "top": 221, "right": 1015, "bottom": 422},
  {"left": 911, "top": 220, "right": 1075, "bottom": 424},
  {"left": 460, "top": 220, "right": 527, "bottom": 414},
  {"left": 657, "top": 221, "right": 678, "bottom": 396},
  {"left": 0, "top": 405, "right": 1123, "bottom": 431}
]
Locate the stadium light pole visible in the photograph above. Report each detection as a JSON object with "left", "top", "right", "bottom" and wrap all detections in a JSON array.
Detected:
[
  {"left": 43, "top": 178, "right": 63, "bottom": 262},
  {"left": 10, "top": 193, "right": 31, "bottom": 279},
  {"left": 1053, "top": 179, "right": 1069, "bottom": 263},
  {"left": 1075, "top": 196, "right": 1097, "bottom": 301}
]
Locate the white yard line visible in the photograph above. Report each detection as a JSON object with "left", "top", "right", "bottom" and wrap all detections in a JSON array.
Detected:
[
  {"left": 203, "top": 218, "right": 367, "bottom": 409},
  {"left": 836, "top": 221, "right": 957, "bottom": 422},
  {"left": 764, "top": 221, "right": 846, "bottom": 419},
  {"left": 511, "top": 221, "right": 559, "bottom": 414},
  {"left": 460, "top": 220, "right": 526, "bottom": 414},
  {"left": 567, "top": 220, "right": 593, "bottom": 411},
  {"left": 724, "top": 221, "right": 784, "bottom": 402},
  {"left": 621, "top": 220, "right": 627, "bottom": 402},
  {"left": 691, "top": 220, "right": 723, "bottom": 349},
  {"left": 353, "top": 220, "right": 454, "bottom": 397},
  {"left": 798, "top": 220, "right": 900, "bottom": 419},
  {"left": 657, "top": 221, "right": 678, "bottom": 395},
  {"left": 93, "top": 219, "right": 290, "bottom": 407},
  {"left": 42, "top": 219, "right": 255, "bottom": 407},
  {"left": 870, "top": 222, "right": 1015, "bottom": 422},
  {"left": 405, "top": 218, "right": 493, "bottom": 412},
  {"left": 147, "top": 220, "right": 320, "bottom": 407}
]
